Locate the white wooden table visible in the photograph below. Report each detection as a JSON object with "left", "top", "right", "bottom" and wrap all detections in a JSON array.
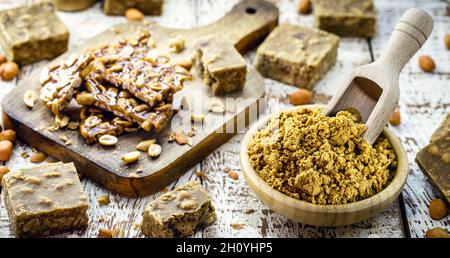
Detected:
[{"left": 0, "top": 0, "right": 448, "bottom": 238}]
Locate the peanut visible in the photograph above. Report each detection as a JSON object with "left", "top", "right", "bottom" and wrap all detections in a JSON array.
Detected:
[
  {"left": 389, "top": 111, "right": 401, "bottom": 126},
  {"left": 121, "top": 151, "right": 140, "bottom": 164},
  {"left": 30, "top": 152, "right": 47, "bottom": 163},
  {"left": 429, "top": 198, "right": 447, "bottom": 220},
  {"left": 228, "top": 170, "right": 239, "bottom": 180},
  {"left": 98, "top": 228, "right": 113, "bottom": 238},
  {"left": 297, "top": 0, "right": 311, "bottom": 14},
  {"left": 426, "top": 227, "right": 449, "bottom": 238},
  {"left": 208, "top": 98, "right": 225, "bottom": 113},
  {"left": 174, "top": 131, "right": 188, "bottom": 145},
  {"left": 148, "top": 143, "right": 162, "bottom": 158},
  {"left": 0, "top": 130, "right": 16, "bottom": 143},
  {"left": 445, "top": 33, "right": 450, "bottom": 50},
  {"left": 418, "top": 55, "right": 435, "bottom": 72},
  {"left": 125, "top": 8, "right": 144, "bottom": 21},
  {"left": 136, "top": 139, "right": 156, "bottom": 151},
  {"left": 98, "top": 134, "right": 118, "bottom": 146},
  {"left": 0, "top": 140, "right": 13, "bottom": 161},
  {"left": 75, "top": 92, "right": 95, "bottom": 106},
  {"left": 1, "top": 61, "right": 19, "bottom": 81},
  {"left": 0, "top": 166, "right": 10, "bottom": 184},
  {"left": 289, "top": 89, "right": 312, "bottom": 105},
  {"left": 23, "top": 89, "right": 38, "bottom": 108}
]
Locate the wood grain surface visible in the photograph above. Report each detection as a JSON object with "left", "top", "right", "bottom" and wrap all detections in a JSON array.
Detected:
[{"left": 0, "top": 0, "right": 448, "bottom": 238}]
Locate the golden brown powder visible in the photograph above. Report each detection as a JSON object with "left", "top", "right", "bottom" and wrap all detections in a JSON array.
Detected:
[{"left": 247, "top": 108, "right": 397, "bottom": 205}]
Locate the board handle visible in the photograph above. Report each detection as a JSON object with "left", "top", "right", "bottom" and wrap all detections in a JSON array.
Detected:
[
  {"left": 200, "top": 0, "right": 279, "bottom": 53},
  {"left": 377, "top": 8, "right": 434, "bottom": 72}
]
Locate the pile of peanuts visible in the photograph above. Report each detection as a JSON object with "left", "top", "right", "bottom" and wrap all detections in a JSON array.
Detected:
[{"left": 0, "top": 54, "right": 19, "bottom": 81}]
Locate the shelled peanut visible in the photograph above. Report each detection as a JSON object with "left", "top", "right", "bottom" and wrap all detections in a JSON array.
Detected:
[{"left": 0, "top": 54, "right": 19, "bottom": 81}]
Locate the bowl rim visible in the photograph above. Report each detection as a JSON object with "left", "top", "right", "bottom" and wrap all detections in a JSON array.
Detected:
[{"left": 240, "top": 104, "right": 409, "bottom": 214}]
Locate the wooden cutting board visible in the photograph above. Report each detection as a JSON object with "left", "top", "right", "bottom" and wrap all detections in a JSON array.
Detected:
[{"left": 2, "top": 0, "right": 278, "bottom": 196}]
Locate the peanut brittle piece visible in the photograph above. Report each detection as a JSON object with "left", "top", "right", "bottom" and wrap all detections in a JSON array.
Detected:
[
  {"left": 82, "top": 78, "right": 173, "bottom": 132},
  {"left": 89, "top": 32, "right": 191, "bottom": 107},
  {"left": 39, "top": 53, "right": 94, "bottom": 116},
  {"left": 96, "top": 56, "right": 191, "bottom": 108},
  {"left": 79, "top": 107, "right": 137, "bottom": 144}
]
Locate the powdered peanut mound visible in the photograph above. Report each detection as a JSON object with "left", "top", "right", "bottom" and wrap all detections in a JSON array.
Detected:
[{"left": 247, "top": 108, "right": 397, "bottom": 205}]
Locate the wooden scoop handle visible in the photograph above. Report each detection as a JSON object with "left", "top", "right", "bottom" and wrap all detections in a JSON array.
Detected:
[{"left": 377, "top": 8, "right": 434, "bottom": 72}]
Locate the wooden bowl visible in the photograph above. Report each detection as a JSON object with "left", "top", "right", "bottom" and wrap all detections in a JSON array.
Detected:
[{"left": 240, "top": 105, "right": 409, "bottom": 227}]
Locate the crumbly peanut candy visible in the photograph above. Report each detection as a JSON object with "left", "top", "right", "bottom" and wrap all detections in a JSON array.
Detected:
[
  {"left": 247, "top": 108, "right": 397, "bottom": 205},
  {"left": 1, "top": 162, "right": 89, "bottom": 237},
  {"left": 0, "top": 2, "right": 69, "bottom": 65},
  {"left": 254, "top": 24, "right": 339, "bottom": 90},
  {"left": 103, "top": 0, "right": 163, "bottom": 16},
  {"left": 312, "top": 0, "right": 376, "bottom": 38},
  {"left": 83, "top": 78, "right": 173, "bottom": 132},
  {"left": 416, "top": 113, "right": 450, "bottom": 204},
  {"left": 141, "top": 181, "right": 216, "bottom": 238},
  {"left": 79, "top": 107, "right": 137, "bottom": 144},
  {"left": 194, "top": 38, "right": 247, "bottom": 96},
  {"left": 40, "top": 53, "right": 94, "bottom": 116}
]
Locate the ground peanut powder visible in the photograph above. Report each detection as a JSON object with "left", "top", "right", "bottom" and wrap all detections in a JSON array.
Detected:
[{"left": 247, "top": 108, "right": 397, "bottom": 205}]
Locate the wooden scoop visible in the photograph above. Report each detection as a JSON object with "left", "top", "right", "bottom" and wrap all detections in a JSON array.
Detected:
[{"left": 325, "top": 8, "right": 434, "bottom": 145}]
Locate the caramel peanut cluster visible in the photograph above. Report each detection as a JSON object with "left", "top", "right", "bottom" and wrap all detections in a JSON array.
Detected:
[{"left": 39, "top": 32, "right": 192, "bottom": 144}]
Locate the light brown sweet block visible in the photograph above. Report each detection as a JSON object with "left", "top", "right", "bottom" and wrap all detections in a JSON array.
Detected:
[
  {"left": 254, "top": 24, "right": 339, "bottom": 90},
  {"left": 1, "top": 163, "right": 89, "bottom": 237},
  {"left": 194, "top": 37, "right": 247, "bottom": 96},
  {"left": 103, "top": 0, "right": 163, "bottom": 16},
  {"left": 312, "top": 0, "right": 376, "bottom": 38}
]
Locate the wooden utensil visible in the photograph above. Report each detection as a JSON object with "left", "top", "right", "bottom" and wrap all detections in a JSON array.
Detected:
[
  {"left": 2, "top": 0, "right": 278, "bottom": 196},
  {"left": 325, "top": 8, "right": 434, "bottom": 145},
  {"left": 240, "top": 105, "right": 409, "bottom": 227}
]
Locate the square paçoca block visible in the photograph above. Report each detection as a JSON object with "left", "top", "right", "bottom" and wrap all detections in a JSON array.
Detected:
[
  {"left": 416, "top": 113, "right": 450, "bottom": 204},
  {"left": 0, "top": 2, "right": 69, "bottom": 65},
  {"left": 141, "top": 181, "right": 216, "bottom": 238},
  {"left": 254, "top": 23, "right": 339, "bottom": 90},
  {"left": 103, "top": 0, "right": 163, "bottom": 15},
  {"left": 193, "top": 37, "right": 247, "bottom": 96},
  {"left": 1, "top": 162, "right": 89, "bottom": 237},
  {"left": 312, "top": 0, "right": 376, "bottom": 38}
]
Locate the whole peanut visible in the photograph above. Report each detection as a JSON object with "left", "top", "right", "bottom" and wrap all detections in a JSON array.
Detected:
[{"left": 0, "top": 140, "right": 13, "bottom": 161}]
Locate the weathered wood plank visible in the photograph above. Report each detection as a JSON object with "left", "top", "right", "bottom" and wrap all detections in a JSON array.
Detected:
[{"left": 370, "top": 0, "right": 450, "bottom": 238}]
